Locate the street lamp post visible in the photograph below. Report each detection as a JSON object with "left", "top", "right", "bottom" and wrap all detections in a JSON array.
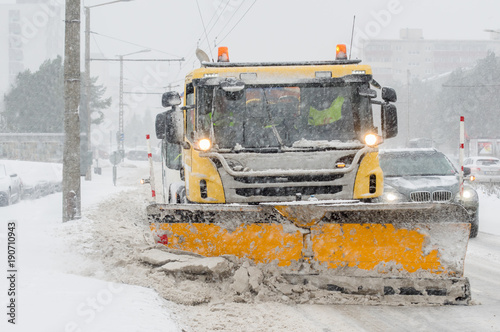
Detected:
[
  {"left": 84, "top": 0, "right": 133, "bottom": 181},
  {"left": 117, "top": 49, "right": 150, "bottom": 158}
]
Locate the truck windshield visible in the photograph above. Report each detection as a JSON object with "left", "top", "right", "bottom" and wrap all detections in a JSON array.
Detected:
[{"left": 199, "top": 84, "right": 368, "bottom": 150}]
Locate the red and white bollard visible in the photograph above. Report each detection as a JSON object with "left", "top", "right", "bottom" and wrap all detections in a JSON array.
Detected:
[
  {"left": 146, "top": 134, "right": 156, "bottom": 203},
  {"left": 459, "top": 116, "right": 465, "bottom": 200}
]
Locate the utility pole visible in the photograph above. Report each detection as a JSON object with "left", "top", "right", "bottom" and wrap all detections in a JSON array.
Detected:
[
  {"left": 116, "top": 49, "right": 150, "bottom": 157},
  {"left": 91, "top": 55, "right": 184, "bottom": 158},
  {"left": 84, "top": 6, "right": 91, "bottom": 181},
  {"left": 84, "top": 1, "right": 134, "bottom": 180},
  {"left": 407, "top": 69, "right": 411, "bottom": 147},
  {"left": 63, "top": 0, "right": 81, "bottom": 222},
  {"left": 118, "top": 54, "right": 124, "bottom": 157}
]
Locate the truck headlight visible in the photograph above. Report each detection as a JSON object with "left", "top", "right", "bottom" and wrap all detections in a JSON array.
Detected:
[
  {"left": 198, "top": 138, "right": 212, "bottom": 151},
  {"left": 364, "top": 134, "right": 378, "bottom": 146}
]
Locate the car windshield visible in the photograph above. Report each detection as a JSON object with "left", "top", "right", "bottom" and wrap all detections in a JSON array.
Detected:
[
  {"left": 199, "top": 84, "right": 369, "bottom": 149},
  {"left": 380, "top": 151, "right": 457, "bottom": 177}
]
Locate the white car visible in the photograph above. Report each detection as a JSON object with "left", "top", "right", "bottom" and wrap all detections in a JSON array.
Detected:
[
  {"left": 0, "top": 163, "right": 22, "bottom": 206},
  {"left": 464, "top": 156, "right": 500, "bottom": 183}
]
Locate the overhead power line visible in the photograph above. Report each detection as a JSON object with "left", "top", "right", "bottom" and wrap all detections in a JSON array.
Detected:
[
  {"left": 197, "top": 0, "right": 231, "bottom": 47},
  {"left": 216, "top": 0, "right": 257, "bottom": 45},
  {"left": 90, "top": 31, "right": 183, "bottom": 58},
  {"left": 213, "top": 0, "right": 248, "bottom": 45},
  {"left": 91, "top": 58, "right": 184, "bottom": 62},
  {"left": 196, "top": 0, "right": 213, "bottom": 60}
]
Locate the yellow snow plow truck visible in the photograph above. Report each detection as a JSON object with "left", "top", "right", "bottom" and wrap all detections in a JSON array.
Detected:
[{"left": 148, "top": 45, "right": 471, "bottom": 305}]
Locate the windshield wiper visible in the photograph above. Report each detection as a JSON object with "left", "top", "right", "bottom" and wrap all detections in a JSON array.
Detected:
[{"left": 262, "top": 90, "right": 285, "bottom": 149}]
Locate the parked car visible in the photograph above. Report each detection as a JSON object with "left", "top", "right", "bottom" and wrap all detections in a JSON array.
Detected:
[
  {"left": 463, "top": 156, "right": 500, "bottom": 183},
  {"left": 0, "top": 163, "right": 22, "bottom": 206},
  {"left": 377, "top": 148, "right": 480, "bottom": 238},
  {"left": 20, "top": 162, "right": 61, "bottom": 199}
]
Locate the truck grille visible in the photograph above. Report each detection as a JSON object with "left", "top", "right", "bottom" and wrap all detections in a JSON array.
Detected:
[
  {"left": 236, "top": 185, "right": 343, "bottom": 197},
  {"left": 233, "top": 174, "right": 344, "bottom": 184},
  {"left": 410, "top": 190, "right": 452, "bottom": 202}
]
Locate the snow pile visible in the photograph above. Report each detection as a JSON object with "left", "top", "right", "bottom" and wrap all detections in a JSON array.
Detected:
[
  {"left": 55, "top": 175, "right": 402, "bottom": 310},
  {"left": 61, "top": 179, "right": 468, "bottom": 310}
]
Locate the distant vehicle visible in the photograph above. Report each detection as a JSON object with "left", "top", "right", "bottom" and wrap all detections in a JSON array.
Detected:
[
  {"left": 464, "top": 156, "right": 500, "bottom": 183},
  {"left": 377, "top": 148, "right": 480, "bottom": 238},
  {"left": 21, "top": 179, "right": 44, "bottom": 199},
  {"left": 408, "top": 137, "right": 434, "bottom": 148},
  {"left": 0, "top": 163, "right": 22, "bottom": 206},
  {"left": 127, "top": 150, "right": 149, "bottom": 161}
]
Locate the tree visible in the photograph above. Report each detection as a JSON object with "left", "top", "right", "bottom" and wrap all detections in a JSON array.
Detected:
[
  {"left": 3, "top": 56, "right": 111, "bottom": 133},
  {"left": 396, "top": 52, "right": 500, "bottom": 152},
  {"left": 124, "top": 108, "right": 156, "bottom": 148},
  {"left": 439, "top": 52, "right": 500, "bottom": 141}
]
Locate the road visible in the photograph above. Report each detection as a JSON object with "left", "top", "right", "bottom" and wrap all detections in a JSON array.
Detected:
[
  {"left": 286, "top": 233, "right": 500, "bottom": 332},
  {"left": 168, "top": 231, "right": 500, "bottom": 332},
  {"left": 1, "top": 162, "right": 499, "bottom": 332}
]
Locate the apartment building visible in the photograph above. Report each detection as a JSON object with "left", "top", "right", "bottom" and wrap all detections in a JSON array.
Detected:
[{"left": 360, "top": 29, "right": 500, "bottom": 84}]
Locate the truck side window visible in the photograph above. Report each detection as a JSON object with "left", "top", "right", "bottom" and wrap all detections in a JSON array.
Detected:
[
  {"left": 185, "top": 84, "right": 195, "bottom": 141},
  {"left": 164, "top": 140, "right": 181, "bottom": 170}
]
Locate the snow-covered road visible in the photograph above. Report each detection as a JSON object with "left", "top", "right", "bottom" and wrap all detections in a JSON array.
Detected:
[{"left": 1, "top": 161, "right": 500, "bottom": 332}]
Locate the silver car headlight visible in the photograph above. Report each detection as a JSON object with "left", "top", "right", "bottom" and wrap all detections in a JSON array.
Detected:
[
  {"left": 379, "top": 189, "right": 406, "bottom": 203},
  {"left": 455, "top": 186, "right": 478, "bottom": 202}
]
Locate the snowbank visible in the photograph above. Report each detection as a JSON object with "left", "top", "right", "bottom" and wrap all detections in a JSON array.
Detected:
[{"left": 0, "top": 162, "right": 181, "bottom": 332}]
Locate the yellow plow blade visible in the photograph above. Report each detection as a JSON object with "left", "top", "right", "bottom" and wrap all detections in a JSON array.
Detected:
[
  {"left": 150, "top": 222, "right": 304, "bottom": 265},
  {"left": 147, "top": 202, "right": 471, "bottom": 304}
]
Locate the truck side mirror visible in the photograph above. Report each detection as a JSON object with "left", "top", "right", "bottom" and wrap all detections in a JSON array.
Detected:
[
  {"left": 155, "top": 112, "right": 167, "bottom": 139},
  {"left": 382, "top": 103, "right": 398, "bottom": 139},
  {"left": 165, "top": 107, "right": 184, "bottom": 145},
  {"left": 382, "top": 87, "right": 397, "bottom": 103},
  {"left": 162, "top": 91, "right": 182, "bottom": 108}
]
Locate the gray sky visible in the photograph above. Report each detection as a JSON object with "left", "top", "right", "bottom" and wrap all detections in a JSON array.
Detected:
[
  {"left": 76, "top": 0, "right": 500, "bottom": 83},
  {"left": 3, "top": 0, "right": 500, "bottom": 135},
  {"left": 3, "top": 0, "right": 500, "bottom": 79}
]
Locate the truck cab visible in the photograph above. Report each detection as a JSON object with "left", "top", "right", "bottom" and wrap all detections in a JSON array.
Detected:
[{"left": 156, "top": 46, "right": 398, "bottom": 204}]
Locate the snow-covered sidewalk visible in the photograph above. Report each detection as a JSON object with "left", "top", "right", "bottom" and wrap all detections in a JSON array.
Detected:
[{"left": 1, "top": 162, "right": 181, "bottom": 332}]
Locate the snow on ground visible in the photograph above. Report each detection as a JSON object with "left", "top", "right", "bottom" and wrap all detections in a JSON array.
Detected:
[
  {"left": 1, "top": 161, "right": 181, "bottom": 332},
  {"left": 1, "top": 159, "right": 500, "bottom": 332},
  {"left": 476, "top": 189, "right": 500, "bottom": 236}
]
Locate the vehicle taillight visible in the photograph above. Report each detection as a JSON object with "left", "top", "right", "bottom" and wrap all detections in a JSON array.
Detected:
[{"left": 471, "top": 167, "right": 481, "bottom": 172}]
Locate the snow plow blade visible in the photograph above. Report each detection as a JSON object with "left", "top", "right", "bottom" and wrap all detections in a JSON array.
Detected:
[{"left": 147, "top": 201, "right": 471, "bottom": 305}]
